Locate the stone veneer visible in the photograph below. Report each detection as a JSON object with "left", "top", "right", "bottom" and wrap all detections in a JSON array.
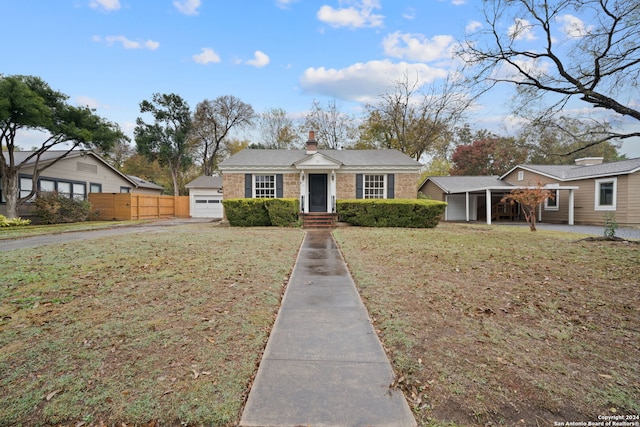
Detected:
[{"left": 224, "top": 172, "right": 419, "bottom": 200}]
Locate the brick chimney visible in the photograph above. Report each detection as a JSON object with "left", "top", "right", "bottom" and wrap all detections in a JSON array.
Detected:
[{"left": 306, "top": 130, "right": 318, "bottom": 154}]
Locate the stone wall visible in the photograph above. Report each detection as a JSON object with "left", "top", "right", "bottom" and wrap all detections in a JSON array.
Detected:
[
  {"left": 394, "top": 173, "right": 419, "bottom": 199},
  {"left": 336, "top": 173, "right": 356, "bottom": 199},
  {"left": 222, "top": 174, "right": 244, "bottom": 199}
]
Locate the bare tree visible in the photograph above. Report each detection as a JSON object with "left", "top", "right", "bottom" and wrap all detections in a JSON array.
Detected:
[
  {"left": 191, "top": 95, "right": 255, "bottom": 176},
  {"left": 304, "top": 99, "right": 355, "bottom": 149},
  {"left": 360, "top": 74, "right": 470, "bottom": 160},
  {"left": 258, "top": 107, "right": 298, "bottom": 149},
  {"left": 460, "top": 0, "right": 640, "bottom": 143}
]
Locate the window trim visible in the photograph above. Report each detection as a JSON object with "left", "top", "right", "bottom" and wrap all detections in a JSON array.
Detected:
[
  {"left": 253, "top": 174, "right": 276, "bottom": 199},
  {"left": 594, "top": 178, "right": 617, "bottom": 211},
  {"left": 544, "top": 189, "right": 559, "bottom": 211},
  {"left": 363, "top": 174, "right": 386, "bottom": 199}
]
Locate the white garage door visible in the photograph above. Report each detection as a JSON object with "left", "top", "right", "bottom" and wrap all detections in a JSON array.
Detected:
[{"left": 193, "top": 196, "right": 223, "bottom": 218}]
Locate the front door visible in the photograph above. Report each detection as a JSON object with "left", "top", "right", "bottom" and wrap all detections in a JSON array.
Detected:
[{"left": 309, "top": 174, "right": 327, "bottom": 212}]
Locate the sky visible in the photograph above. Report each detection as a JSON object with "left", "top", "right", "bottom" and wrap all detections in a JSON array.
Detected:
[{"left": 2, "top": 0, "right": 639, "bottom": 158}]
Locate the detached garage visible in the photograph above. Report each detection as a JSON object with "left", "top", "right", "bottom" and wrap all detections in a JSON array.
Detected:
[{"left": 185, "top": 175, "right": 224, "bottom": 219}]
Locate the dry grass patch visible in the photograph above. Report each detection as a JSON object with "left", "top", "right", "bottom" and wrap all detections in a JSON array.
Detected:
[
  {"left": 0, "top": 225, "right": 303, "bottom": 427},
  {"left": 334, "top": 223, "right": 639, "bottom": 427}
]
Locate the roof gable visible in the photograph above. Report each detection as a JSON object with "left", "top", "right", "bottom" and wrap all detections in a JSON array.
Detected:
[
  {"left": 293, "top": 152, "right": 343, "bottom": 169},
  {"left": 502, "top": 157, "right": 640, "bottom": 181}
]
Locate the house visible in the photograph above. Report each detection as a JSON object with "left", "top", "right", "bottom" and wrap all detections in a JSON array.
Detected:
[
  {"left": 218, "top": 132, "right": 422, "bottom": 220},
  {"left": 185, "top": 175, "right": 224, "bottom": 219},
  {"left": 419, "top": 157, "right": 640, "bottom": 226},
  {"left": 0, "top": 150, "right": 164, "bottom": 218}
]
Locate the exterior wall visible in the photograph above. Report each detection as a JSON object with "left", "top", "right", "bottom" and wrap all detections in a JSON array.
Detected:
[
  {"left": 336, "top": 173, "right": 356, "bottom": 199},
  {"left": 626, "top": 172, "right": 640, "bottom": 225},
  {"left": 504, "top": 167, "right": 640, "bottom": 226},
  {"left": 418, "top": 181, "right": 447, "bottom": 201},
  {"left": 19, "top": 155, "right": 134, "bottom": 193},
  {"left": 222, "top": 173, "right": 245, "bottom": 199},
  {"left": 394, "top": 173, "right": 419, "bottom": 199},
  {"left": 282, "top": 173, "right": 299, "bottom": 198}
]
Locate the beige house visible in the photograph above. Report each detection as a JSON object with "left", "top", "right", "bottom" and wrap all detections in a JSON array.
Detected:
[
  {"left": 219, "top": 132, "right": 422, "bottom": 219},
  {"left": 0, "top": 150, "right": 164, "bottom": 218},
  {"left": 420, "top": 157, "right": 640, "bottom": 226}
]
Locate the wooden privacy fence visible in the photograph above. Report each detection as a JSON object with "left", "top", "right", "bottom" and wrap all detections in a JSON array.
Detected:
[{"left": 89, "top": 193, "right": 190, "bottom": 220}]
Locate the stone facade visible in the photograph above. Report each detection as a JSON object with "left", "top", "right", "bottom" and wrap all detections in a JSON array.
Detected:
[
  {"left": 394, "top": 173, "right": 419, "bottom": 199},
  {"left": 283, "top": 173, "right": 299, "bottom": 198},
  {"left": 222, "top": 174, "right": 245, "bottom": 199},
  {"left": 336, "top": 173, "right": 356, "bottom": 199}
]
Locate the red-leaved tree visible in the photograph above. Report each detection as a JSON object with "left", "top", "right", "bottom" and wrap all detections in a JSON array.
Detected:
[{"left": 501, "top": 182, "right": 554, "bottom": 231}]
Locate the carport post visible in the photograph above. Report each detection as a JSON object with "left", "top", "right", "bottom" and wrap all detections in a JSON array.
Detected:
[
  {"left": 486, "top": 189, "right": 492, "bottom": 225},
  {"left": 568, "top": 189, "right": 575, "bottom": 225},
  {"left": 465, "top": 191, "right": 470, "bottom": 222}
]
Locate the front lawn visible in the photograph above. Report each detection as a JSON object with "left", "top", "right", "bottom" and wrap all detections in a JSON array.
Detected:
[
  {"left": 0, "top": 226, "right": 303, "bottom": 426},
  {"left": 334, "top": 223, "right": 640, "bottom": 426}
]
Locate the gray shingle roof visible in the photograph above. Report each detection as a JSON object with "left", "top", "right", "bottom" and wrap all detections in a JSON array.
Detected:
[
  {"left": 218, "top": 149, "right": 422, "bottom": 168},
  {"left": 185, "top": 175, "right": 223, "bottom": 188},
  {"left": 427, "top": 176, "right": 513, "bottom": 193},
  {"left": 520, "top": 157, "right": 640, "bottom": 180}
]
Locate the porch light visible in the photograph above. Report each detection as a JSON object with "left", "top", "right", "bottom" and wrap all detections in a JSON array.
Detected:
[{"left": 331, "top": 171, "right": 335, "bottom": 181}]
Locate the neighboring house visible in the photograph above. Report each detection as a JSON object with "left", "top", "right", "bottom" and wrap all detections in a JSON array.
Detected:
[
  {"left": 0, "top": 150, "right": 164, "bottom": 218},
  {"left": 185, "top": 175, "right": 224, "bottom": 219},
  {"left": 127, "top": 175, "right": 165, "bottom": 195},
  {"left": 218, "top": 132, "right": 422, "bottom": 216},
  {"left": 420, "top": 157, "right": 640, "bottom": 226}
]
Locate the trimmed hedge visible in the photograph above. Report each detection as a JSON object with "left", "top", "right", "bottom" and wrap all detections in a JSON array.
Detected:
[
  {"left": 222, "top": 198, "right": 299, "bottom": 227},
  {"left": 337, "top": 199, "right": 447, "bottom": 228}
]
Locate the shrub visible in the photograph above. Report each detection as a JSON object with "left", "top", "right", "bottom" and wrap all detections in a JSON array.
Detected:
[
  {"left": 337, "top": 199, "right": 446, "bottom": 228},
  {"left": 33, "top": 191, "right": 92, "bottom": 224},
  {"left": 265, "top": 198, "right": 299, "bottom": 227},
  {"left": 0, "top": 215, "right": 31, "bottom": 227},
  {"left": 223, "top": 198, "right": 300, "bottom": 227}
]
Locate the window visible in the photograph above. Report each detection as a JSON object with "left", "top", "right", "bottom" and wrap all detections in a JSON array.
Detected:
[
  {"left": 544, "top": 189, "right": 559, "bottom": 211},
  {"left": 72, "top": 183, "right": 86, "bottom": 200},
  {"left": 364, "top": 174, "right": 385, "bottom": 199},
  {"left": 20, "top": 177, "right": 33, "bottom": 199},
  {"left": 40, "top": 179, "right": 55, "bottom": 192},
  {"left": 90, "top": 183, "right": 102, "bottom": 193},
  {"left": 254, "top": 175, "right": 275, "bottom": 198},
  {"left": 595, "top": 178, "right": 616, "bottom": 210},
  {"left": 58, "top": 182, "right": 71, "bottom": 198},
  {"left": 517, "top": 171, "right": 524, "bottom": 181},
  {"left": 120, "top": 187, "right": 131, "bottom": 193}
]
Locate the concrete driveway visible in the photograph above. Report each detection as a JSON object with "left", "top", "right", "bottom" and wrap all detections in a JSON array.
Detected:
[{"left": 0, "top": 218, "right": 215, "bottom": 252}]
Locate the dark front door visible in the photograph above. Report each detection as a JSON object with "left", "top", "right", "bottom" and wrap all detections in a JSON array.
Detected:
[{"left": 309, "top": 174, "right": 327, "bottom": 212}]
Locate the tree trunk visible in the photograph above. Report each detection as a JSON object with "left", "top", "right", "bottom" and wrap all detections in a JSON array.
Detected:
[{"left": 2, "top": 170, "right": 20, "bottom": 219}]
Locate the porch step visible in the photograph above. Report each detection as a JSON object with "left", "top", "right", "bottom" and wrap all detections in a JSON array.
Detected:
[{"left": 302, "top": 213, "right": 337, "bottom": 229}]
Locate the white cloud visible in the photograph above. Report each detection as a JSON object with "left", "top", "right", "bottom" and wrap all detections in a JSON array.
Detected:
[
  {"left": 276, "top": 0, "right": 298, "bottom": 9},
  {"left": 174, "top": 0, "right": 201, "bottom": 16},
  {"left": 95, "top": 35, "right": 160, "bottom": 50},
  {"left": 383, "top": 32, "right": 455, "bottom": 62},
  {"left": 193, "top": 48, "right": 221, "bottom": 64},
  {"left": 491, "top": 57, "right": 551, "bottom": 83},
  {"left": 246, "top": 51, "right": 270, "bottom": 68},
  {"left": 89, "top": 0, "right": 120, "bottom": 11},
  {"left": 451, "top": 0, "right": 466, "bottom": 5},
  {"left": 300, "top": 59, "right": 448, "bottom": 103},
  {"left": 402, "top": 7, "right": 416, "bottom": 20},
  {"left": 317, "top": 0, "right": 384, "bottom": 29},
  {"left": 508, "top": 18, "right": 537, "bottom": 41},
  {"left": 556, "top": 14, "right": 593, "bottom": 38},
  {"left": 465, "top": 20, "right": 482, "bottom": 33}
]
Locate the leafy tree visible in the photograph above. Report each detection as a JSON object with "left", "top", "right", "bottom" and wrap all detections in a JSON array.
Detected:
[
  {"left": 304, "top": 99, "right": 355, "bottom": 149},
  {"left": 258, "top": 107, "right": 298, "bottom": 149},
  {"left": 519, "top": 116, "right": 623, "bottom": 164},
  {"left": 190, "top": 96, "right": 255, "bottom": 175},
  {"left": 94, "top": 137, "right": 133, "bottom": 169},
  {"left": 0, "top": 74, "right": 123, "bottom": 218},
  {"left": 460, "top": 0, "right": 640, "bottom": 146},
  {"left": 121, "top": 153, "right": 168, "bottom": 192},
  {"left": 502, "top": 182, "right": 555, "bottom": 231},
  {"left": 419, "top": 157, "right": 452, "bottom": 183},
  {"left": 450, "top": 137, "right": 528, "bottom": 175},
  {"left": 134, "top": 93, "right": 194, "bottom": 196}
]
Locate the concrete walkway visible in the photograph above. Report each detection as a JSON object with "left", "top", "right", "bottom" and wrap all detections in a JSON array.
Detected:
[{"left": 240, "top": 230, "right": 416, "bottom": 427}]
